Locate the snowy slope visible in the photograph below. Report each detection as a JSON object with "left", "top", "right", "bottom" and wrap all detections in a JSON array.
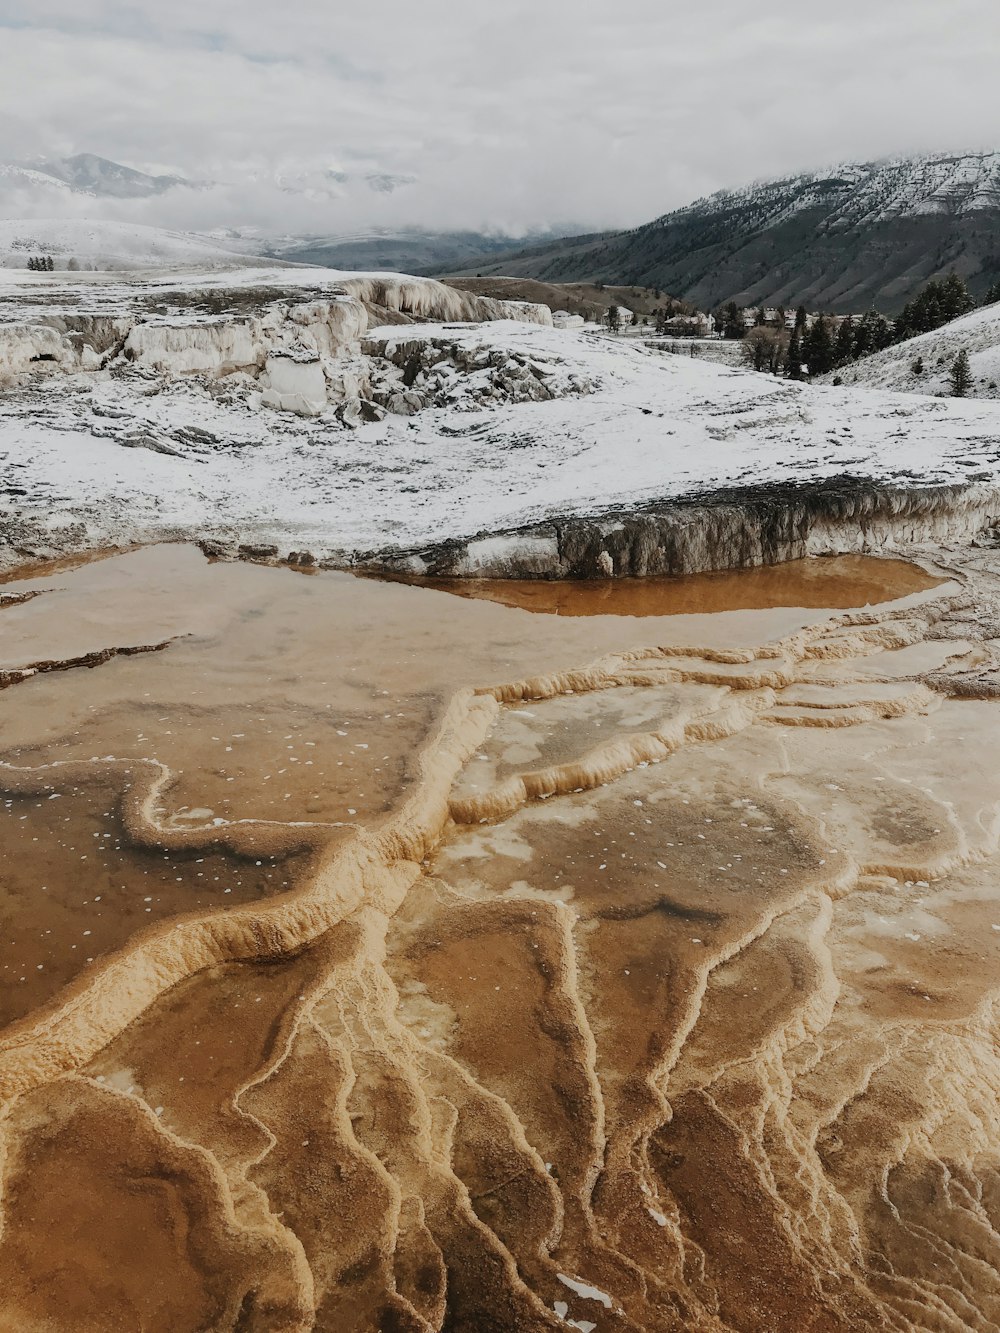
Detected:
[
  {"left": 3, "top": 288, "right": 1000, "bottom": 573},
  {"left": 827, "top": 302, "right": 1000, "bottom": 400},
  {"left": 0, "top": 219, "right": 267, "bottom": 270},
  {"left": 674, "top": 151, "right": 1000, "bottom": 228}
]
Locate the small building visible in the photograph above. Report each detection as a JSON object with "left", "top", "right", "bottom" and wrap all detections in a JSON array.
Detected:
[
  {"left": 745, "top": 306, "right": 785, "bottom": 328},
  {"left": 663, "top": 311, "right": 713, "bottom": 338},
  {"left": 551, "top": 310, "right": 585, "bottom": 330}
]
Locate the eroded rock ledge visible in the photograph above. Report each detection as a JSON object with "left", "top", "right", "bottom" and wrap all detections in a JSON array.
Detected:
[{"left": 201, "top": 478, "right": 1000, "bottom": 581}]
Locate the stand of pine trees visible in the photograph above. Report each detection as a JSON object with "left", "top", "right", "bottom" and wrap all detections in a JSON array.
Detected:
[
  {"left": 893, "top": 273, "right": 975, "bottom": 342},
  {"left": 714, "top": 271, "right": 991, "bottom": 383},
  {"left": 809, "top": 274, "right": 975, "bottom": 379},
  {"left": 27, "top": 255, "right": 55, "bottom": 271}
]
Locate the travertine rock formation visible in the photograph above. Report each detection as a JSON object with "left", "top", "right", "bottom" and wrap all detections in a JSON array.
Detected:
[
  {"left": 0, "top": 272, "right": 552, "bottom": 416},
  {"left": 3, "top": 547, "right": 1000, "bottom": 1330}
]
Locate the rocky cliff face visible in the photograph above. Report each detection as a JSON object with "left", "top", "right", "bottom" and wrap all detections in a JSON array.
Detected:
[{"left": 369, "top": 481, "right": 1000, "bottom": 580}]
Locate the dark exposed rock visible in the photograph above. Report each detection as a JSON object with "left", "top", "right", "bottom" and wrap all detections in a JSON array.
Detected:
[
  {"left": 237, "top": 543, "right": 279, "bottom": 560},
  {"left": 359, "top": 478, "right": 1000, "bottom": 580}
]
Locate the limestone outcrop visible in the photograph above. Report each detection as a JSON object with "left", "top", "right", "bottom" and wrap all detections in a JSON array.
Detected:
[{"left": 0, "top": 272, "right": 552, "bottom": 417}]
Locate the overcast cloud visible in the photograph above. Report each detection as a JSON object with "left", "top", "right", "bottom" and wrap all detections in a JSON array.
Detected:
[{"left": 0, "top": 0, "right": 998, "bottom": 235}]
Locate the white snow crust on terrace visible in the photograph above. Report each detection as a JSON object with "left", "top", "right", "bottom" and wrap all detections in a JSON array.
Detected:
[
  {"left": 4, "top": 313, "right": 1000, "bottom": 569},
  {"left": 825, "top": 300, "right": 1000, "bottom": 401},
  {"left": 0, "top": 264, "right": 553, "bottom": 413}
]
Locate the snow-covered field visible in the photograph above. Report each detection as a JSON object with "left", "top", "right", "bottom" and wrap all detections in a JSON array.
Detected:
[
  {"left": 3, "top": 264, "right": 1000, "bottom": 574},
  {"left": 828, "top": 300, "right": 1000, "bottom": 400},
  {"left": 0, "top": 218, "right": 269, "bottom": 271}
]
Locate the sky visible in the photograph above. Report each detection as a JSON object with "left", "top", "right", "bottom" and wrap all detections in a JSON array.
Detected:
[{"left": 0, "top": 0, "right": 998, "bottom": 237}]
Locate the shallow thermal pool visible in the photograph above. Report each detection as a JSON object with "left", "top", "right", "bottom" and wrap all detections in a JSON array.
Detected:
[{"left": 6, "top": 543, "right": 1000, "bottom": 1333}]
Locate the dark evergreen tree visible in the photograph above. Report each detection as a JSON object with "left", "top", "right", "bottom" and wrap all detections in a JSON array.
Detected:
[
  {"left": 950, "top": 348, "right": 972, "bottom": 397},
  {"left": 852, "top": 309, "right": 892, "bottom": 359},
  {"left": 786, "top": 328, "right": 803, "bottom": 380},
  {"left": 834, "top": 317, "right": 855, "bottom": 368},
  {"left": 804, "top": 316, "right": 834, "bottom": 376},
  {"left": 852, "top": 318, "right": 872, "bottom": 360},
  {"left": 983, "top": 280, "right": 1000, "bottom": 307},
  {"left": 942, "top": 271, "right": 974, "bottom": 320},
  {"left": 870, "top": 310, "right": 893, "bottom": 352},
  {"left": 723, "top": 301, "right": 743, "bottom": 340},
  {"left": 795, "top": 305, "right": 807, "bottom": 331}
]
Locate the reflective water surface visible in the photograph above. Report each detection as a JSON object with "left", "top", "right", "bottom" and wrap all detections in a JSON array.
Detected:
[{"left": 4, "top": 543, "right": 998, "bottom": 1333}]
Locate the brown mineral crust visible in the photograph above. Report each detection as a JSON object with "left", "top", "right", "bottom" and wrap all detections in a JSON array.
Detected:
[{"left": 1, "top": 545, "right": 999, "bottom": 1331}]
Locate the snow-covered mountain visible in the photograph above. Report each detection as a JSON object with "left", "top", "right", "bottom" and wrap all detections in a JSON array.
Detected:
[
  {"left": 676, "top": 151, "right": 1000, "bottom": 227},
  {"left": 7, "top": 153, "right": 199, "bottom": 200},
  {"left": 0, "top": 153, "right": 416, "bottom": 209},
  {"left": 827, "top": 300, "right": 1000, "bottom": 400},
  {"left": 468, "top": 151, "right": 1000, "bottom": 312},
  {"left": 0, "top": 151, "right": 557, "bottom": 274}
]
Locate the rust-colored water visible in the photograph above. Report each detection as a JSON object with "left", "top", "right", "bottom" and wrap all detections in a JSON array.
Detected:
[
  {"left": 390, "top": 554, "right": 943, "bottom": 616},
  {"left": 4, "top": 542, "right": 999, "bottom": 1333}
]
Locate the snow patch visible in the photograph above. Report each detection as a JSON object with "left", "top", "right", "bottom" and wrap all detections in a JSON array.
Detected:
[{"left": 557, "top": 1274, "right": 614, "bottom": 1308}]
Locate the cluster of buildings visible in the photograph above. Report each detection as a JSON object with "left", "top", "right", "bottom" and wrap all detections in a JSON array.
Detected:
[
  {"left": 742, "top": 307, "right": 822, "bottom": 332},
  {"left": 663, "top": 307, "right": 863, "bottom": 339},
  {"left": 549, "top": 304, "right": 861, "bottom": 340}
]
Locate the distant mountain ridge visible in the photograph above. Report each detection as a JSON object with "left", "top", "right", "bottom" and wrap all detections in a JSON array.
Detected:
[
  {"left": 0, "top": 153, "right": 419, "bottom": 206},
  {"left": 11, "top": 153, "right": 198, "bottom": 199},
  {"left": 458, "top": 152, "right": 1000, "bottom": 313},
  {"left": 680, "top": 152, "right": 1000, "bottom": 225},
  {"left": 261, "top": 227, "right": 566, "bottom": 275}
]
